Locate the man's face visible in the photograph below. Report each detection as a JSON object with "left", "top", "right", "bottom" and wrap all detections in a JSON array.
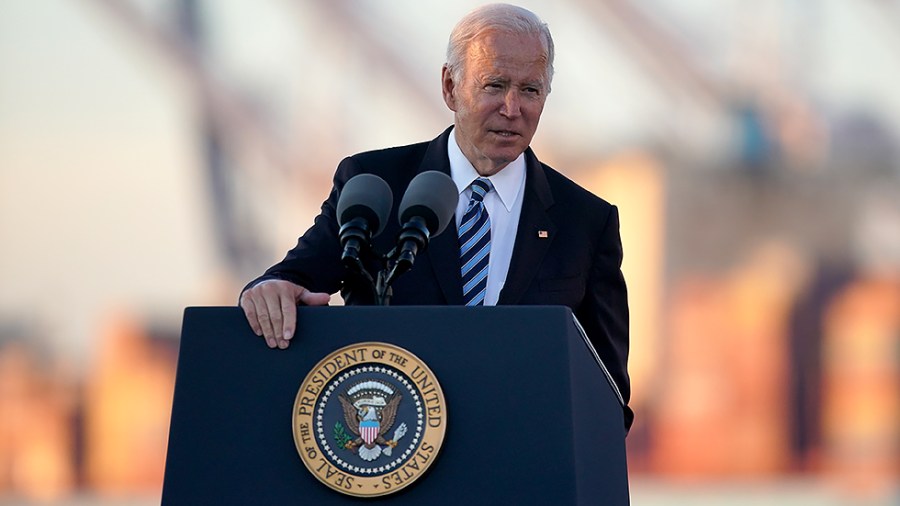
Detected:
[{"left": 442, "top": 30, "right": 549, "bottom": 176}]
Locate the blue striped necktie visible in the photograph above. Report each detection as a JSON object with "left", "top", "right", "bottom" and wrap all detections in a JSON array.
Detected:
[{"left": 459, "top": 177, "right": 493, "bottom": 306}]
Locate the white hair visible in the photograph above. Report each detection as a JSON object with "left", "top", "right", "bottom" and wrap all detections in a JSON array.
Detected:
[{"left": 445, "top": 3, "right": 555, "bottom": 90}]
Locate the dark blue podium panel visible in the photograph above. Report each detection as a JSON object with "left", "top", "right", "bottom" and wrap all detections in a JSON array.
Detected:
[{"left": 163, "top": 306, "right": 628, "bottom": 505}]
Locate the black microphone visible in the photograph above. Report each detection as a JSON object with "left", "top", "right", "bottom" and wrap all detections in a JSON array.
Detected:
[
  {"left": 336, "top": 173, "right": 393, "bottom": 269},
  {"left": 393, "top": 171, "right": 458, "bottom": 273}
]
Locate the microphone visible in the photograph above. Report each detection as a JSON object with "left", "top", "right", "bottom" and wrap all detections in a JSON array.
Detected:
[
  {"left": 393, "top": 171, "right": 458, "bottom": 272},
  {"left": 336, "top": 173, "right": 393, "bottom": 269}
]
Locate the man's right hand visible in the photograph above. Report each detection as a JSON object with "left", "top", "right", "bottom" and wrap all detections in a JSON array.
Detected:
[{"left": 239, "top": 280, "right": 331, "bottom": 349}]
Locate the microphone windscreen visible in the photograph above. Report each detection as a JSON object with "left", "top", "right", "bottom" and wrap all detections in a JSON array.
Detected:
[
  {"left": 336, "top": 173, "right": 393, "bottom": 236},
  {"left": 398, "top": 171, "right": 458, "bottom": 237}
]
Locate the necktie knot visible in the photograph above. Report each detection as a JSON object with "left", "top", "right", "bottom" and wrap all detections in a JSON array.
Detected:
[{"left": 469, "top": 177, "right": 492, "bottom": 203}]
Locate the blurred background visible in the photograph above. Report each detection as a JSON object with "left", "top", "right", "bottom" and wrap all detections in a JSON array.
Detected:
[{"left": 1, "top": 0, "right": 899, "bottom": 504}]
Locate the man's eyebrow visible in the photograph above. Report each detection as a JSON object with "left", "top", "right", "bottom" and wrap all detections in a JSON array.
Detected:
[
  {"left": 477, "top": 75, "right": 545, "bottom": 89},
  {"left": 521, "top": 80, "right": 545, "bottom": 89}
]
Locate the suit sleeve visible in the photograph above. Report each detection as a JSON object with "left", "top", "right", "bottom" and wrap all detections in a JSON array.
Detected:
[
  {"left": 575, "top": 204, "right": 633, "bottom": 431},
  {"left": 240, "top": 156, "right": 365, "bottom": 297}
]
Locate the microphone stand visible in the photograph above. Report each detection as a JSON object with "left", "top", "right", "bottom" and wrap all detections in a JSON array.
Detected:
[
  {"left": 375, "top": 269, "right": 392, "bottom": 306},
  {"left": 340, "top": 217, "right": 380, "bottom": 304},
  {"left": 344, "top": 245, "right": 396, "bottom": 306},
  {"left": 373, "top": 251, "right": 406, "bottom": 306},
  {"left": 374, "top": 216, "right": 430, "bottom": 306}
]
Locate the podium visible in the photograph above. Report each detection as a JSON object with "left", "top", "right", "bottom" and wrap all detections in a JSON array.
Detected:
[{"left": 162, "top": 306, "right": 629, "bottom": 504}]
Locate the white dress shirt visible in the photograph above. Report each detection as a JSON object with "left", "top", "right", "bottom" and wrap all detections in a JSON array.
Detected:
[{"left": 447, "top": 128, "right": 526, "bottom": 306}]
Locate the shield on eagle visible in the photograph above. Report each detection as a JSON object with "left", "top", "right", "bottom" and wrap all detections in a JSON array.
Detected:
[{"left": 359, "top": 418, "right": 379, "bottom": 445}]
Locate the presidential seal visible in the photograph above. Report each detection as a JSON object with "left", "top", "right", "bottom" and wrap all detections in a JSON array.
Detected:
[{"left": 292, "top": 342, "right": 447, "bottom": 497}]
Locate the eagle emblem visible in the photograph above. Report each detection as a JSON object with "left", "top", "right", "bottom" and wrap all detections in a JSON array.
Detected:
[
  {"left": 336, "top": 380, "right": 408, "bottom": 462},
  {"left": 294, "top": 343, "right": 447, "bottom": 497}
]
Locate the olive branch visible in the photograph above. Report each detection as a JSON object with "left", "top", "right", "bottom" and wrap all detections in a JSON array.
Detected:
[{"left": 333, "top": 421, "right": 353, "bottom": 449}]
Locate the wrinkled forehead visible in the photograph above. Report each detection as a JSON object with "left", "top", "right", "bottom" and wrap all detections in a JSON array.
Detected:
[
  {"left": 467, "top": 28, "right": 548, "bottom": 60},
  {"left": 465, "top": 30, "right": 548, "bottom": 71},
  {"left": 461, "top": 31, "right": 548, "bottom": 85}
]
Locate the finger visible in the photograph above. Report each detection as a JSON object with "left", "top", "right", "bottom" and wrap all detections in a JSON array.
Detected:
[
  {"left": 254, "top": 294, "right": 278, "bottom": 348},
  {"left": 297, "top": 289, "right": 331, "bottom": 306},
  {"left": 240, "top": 294, "right": 263, "bottom": 336},
  {"left": 281, "top": 297, "right": 297, "bottom": 341},
  {"left": 262, "top": 289, "right": 286, "bottom": 344}
]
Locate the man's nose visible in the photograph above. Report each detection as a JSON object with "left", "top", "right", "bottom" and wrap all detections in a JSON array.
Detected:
[{"left": 499, "top": 90, "right": 521, "bottom": 118}]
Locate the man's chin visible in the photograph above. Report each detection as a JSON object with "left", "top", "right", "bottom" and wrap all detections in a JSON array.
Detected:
[
  {"left": 487, "top": 146, "right": 525, "bottom": 163},
  {"left": 476, "top": 153, "right": 523, "bottom": 175}
]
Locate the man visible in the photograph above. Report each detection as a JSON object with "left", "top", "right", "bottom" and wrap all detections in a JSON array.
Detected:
[{"left": 240, "top": 3, "right": 632, "bottom": 430}]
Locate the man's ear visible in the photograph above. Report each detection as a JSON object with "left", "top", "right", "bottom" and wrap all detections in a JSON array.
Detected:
[{"left": 441, "top": 65, "right": 457, "bottom": 112}]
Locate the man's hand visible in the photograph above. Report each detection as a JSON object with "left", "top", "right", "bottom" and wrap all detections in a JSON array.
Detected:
[{"left": 240, "top": 280, "right": 330, "bottom": 349}]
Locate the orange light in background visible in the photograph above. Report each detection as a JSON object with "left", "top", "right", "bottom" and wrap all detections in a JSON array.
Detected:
[
  {"left": 821, "top": 277, "right": 900, "bottom": 497},
  {"left": 83, "top": 312, "right": 176, "bottom": 496},
  {"left": 650, "top": 242, "right": 807, "bottom": 477},
  {"left": 580, "top": 151, "right": 666, "bottom": 415},
  {"left": 0, "top": 343, "right": 76, "bottom": 501}
]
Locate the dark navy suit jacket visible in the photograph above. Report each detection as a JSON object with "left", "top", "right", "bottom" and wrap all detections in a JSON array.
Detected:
[{"left": 246, "top": 126, "right": 632, "bottom": 430}]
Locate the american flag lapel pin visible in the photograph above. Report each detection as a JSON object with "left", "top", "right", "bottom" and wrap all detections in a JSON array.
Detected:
[{"left": 538, "top": 230, "right": 549, "bottom": 238}]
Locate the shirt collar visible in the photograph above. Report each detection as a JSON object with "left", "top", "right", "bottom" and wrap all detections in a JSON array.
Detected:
[{"left": 447, "top": 127, "right": 526, "bottom": 212}]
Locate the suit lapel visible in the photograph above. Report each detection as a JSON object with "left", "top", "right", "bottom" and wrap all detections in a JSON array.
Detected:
[
  {"left": 416, "top": 127, "right": 465, "bottom": 305},
  {"left": 498, "top": 149, "right": 556, "bottom": 305}
]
